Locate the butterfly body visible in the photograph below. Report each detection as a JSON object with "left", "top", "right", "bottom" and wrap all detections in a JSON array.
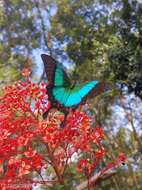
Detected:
[{"left": 41, "top": 54, "right": 107, "bottom": 127}]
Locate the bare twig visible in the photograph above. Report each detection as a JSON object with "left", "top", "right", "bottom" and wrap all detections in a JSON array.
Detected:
[{"left": 75, "top": 170, "right": 116, "bottom": 190}]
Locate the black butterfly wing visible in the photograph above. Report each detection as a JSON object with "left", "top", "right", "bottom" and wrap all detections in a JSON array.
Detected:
[
  {"left": 41, "top": 54, "right": 56, "bottom": 86},
  {"left": 80, "top": 82, "right": 107, "bottom": 104},
  {"left": 41, "top": 54, "right": 71, "bottom": 87}
]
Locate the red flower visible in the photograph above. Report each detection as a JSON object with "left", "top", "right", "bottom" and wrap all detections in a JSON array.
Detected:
[
  {"left": 118, "top": 153, "right": 126, "bottom": 163},
  {"left": 0, "top": 78, "right": 125, "bottom": 188}
]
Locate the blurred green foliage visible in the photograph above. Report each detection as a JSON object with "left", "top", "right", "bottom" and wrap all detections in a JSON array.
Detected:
[
  {"left": 0, "top": 0, "right": 50, "bottom": 84},
  {"left": 49, "top": 0, "right": 142, "bottom": 100}
]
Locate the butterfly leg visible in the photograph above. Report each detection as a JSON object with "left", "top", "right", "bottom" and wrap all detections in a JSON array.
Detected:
[
  {"left": 60, "top": 110, "right": 69, "bottom": 128},
  {"left": 43, "top": 107, "right": 53, "bottom": 119}
]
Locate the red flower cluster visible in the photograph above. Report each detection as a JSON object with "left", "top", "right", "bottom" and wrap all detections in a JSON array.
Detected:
[{"left": 0, "top": 79, "right": 126, "bottom": 189}]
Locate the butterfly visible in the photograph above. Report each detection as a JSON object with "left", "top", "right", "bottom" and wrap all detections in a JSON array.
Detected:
[{"left": 41, "top": 54, "right": 107, "bottom": 127}]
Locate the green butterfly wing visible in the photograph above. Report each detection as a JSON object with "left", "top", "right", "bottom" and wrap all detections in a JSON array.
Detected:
[
  {"left": 54, "top": 64, "right": 71, "bottom": 87},
  {"left": 41, "top": 54, "right": 105, "bottom": 108},
  {"left": 41, "top": 54, "right": 71, "bottom": 87},
  {"left": 52, "top": 81, "right": 100, "bottom": 107}
]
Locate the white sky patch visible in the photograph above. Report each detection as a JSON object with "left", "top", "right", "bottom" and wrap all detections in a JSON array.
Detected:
[{"left": 107, "top": 93, "right": 142, "bottom": 135}]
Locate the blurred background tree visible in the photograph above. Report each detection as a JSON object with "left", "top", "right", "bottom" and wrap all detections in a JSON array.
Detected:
[
  {"left": 0, "top": 0, "right": 53, "bottom": 84},
  {"left": 1, "top": 0, "right": 142, "bottom": 189},
  {"left": 49, "top": 0, "right": 142, "bottom": 100}
]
